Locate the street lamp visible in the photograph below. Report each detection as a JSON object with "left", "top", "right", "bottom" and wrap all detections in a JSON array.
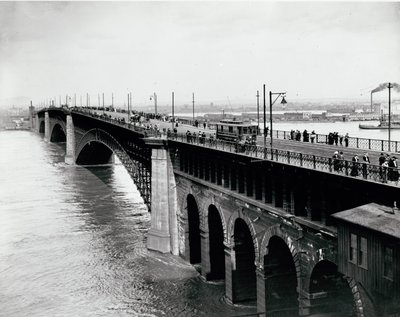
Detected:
[
  {"left": 256, "top": 90, "right": 260, "bottom": 135},
  {"left": 269, "top": 88, "right": 287, "bottom": 159},
  {"left": 388, "top": 83, "right": 393, "bottom": 151},
  {"left": 150, "top": 92, "right": 157, "bottom": 115}
]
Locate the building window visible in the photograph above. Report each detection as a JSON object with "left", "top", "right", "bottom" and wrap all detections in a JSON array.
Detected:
[
  {"left": 349, "top": 233, "right": 368, "bottom": 269},
  {"left": 384, "top": 246, "right": 394, "bottom": 280},
  {"left": 350, "top": 233, "right": 357, "bottom": 264},
  {"left": 359, "top": 237, "right": 368, "bottom": 269}
]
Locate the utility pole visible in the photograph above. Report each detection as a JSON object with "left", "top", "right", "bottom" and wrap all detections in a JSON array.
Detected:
[
  {"left": 172, "top": 92, "right": 175, "bottom": 130},
  {"left": 388, "top": 82, "right": 393, "bottom": 151},
  {"left": 256, "top": 90, "right": 260, "bottom": 135},
  {"left": 102, "top": 93, "right": 105, "bottom": 115},
  {"left": 127, "top": 93, "right": 130, "bottom": 122},
  {"left": 112, "top": 93, "right": 114, "bottom": 108},
  {"left": 263, "top": 85, "right": 266, "bottom": 153},
  {"left": 192, "top": 92, "right": 195, "bottom": 122}
]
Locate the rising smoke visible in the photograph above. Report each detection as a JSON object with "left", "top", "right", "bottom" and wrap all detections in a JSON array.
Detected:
[{"left": 371, "top": 82, "right": 400, "bottom": 93}]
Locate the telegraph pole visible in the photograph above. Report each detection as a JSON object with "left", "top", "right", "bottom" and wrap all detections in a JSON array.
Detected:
[
  {"left": 388, "top": 82, "right": 393, "bottom": 151},
  {"left": 172, "top": 92, "right": 175, "bottom": 130},
  {"left": 256, "top": 90, "right": 260, "bottom": 135},
  {"left": 192, "top": 92, "right": 195, "bottom": 122}
]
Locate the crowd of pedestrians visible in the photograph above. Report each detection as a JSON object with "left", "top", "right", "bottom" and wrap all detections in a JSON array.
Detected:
[
  {"left": 288, "top": 129, "right": 350, "bottom": 147},
  {"left": 331, "top": 150, "right": 399, "bottom": 183}
]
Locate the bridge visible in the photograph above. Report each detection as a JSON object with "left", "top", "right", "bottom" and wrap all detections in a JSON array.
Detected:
[{"left": 35, "top": 107, "right": 400, "bottom": 317}]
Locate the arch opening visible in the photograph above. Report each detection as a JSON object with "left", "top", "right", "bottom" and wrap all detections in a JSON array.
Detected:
[
  {"left": 264, "top": 236, "right": 298, "bottom": 315},
  {"left": 187, "top": 194, "right": 201, "bottom": 265},
  {"left": 309, "top": 260, "right": 356, "bottom": 316},
  {"left": 39, "top": 121, "right": 45, "bottom": 134},
  {"left": 76, "top": 141, "right": 114, "bottom": 165},
  {"left": 208, "top": 205, "right": 225, "bottom": 280},
  {"left": 50, "top": 123, "right": 66, "bottom": 142},
  {"left": 232, "top": 218, "right": 256, "bottom": 303}
]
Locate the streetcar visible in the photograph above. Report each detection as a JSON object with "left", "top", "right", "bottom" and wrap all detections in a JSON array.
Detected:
[{"left": 215, "top": 119, "right": 259, "bottom": 144}]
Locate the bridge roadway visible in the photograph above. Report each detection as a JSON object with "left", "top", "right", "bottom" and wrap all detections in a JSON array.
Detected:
[{"left": 93, "top": 109, "right": 397, "bottom": 167}]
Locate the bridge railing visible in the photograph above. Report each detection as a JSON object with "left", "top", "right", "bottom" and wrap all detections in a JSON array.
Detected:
[
  {"left": 273, "top": 129, "right": 400, "bottom": 153},
  {"left": 168, "top": 132, "right": 400, "bottom": 187},
  {"left": 72, "top": 108, "right": 162, "bottom": 138}
]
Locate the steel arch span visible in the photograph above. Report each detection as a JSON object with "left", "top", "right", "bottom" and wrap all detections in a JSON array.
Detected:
[{"left": 75, "top": 128, "right": 151, "bottom": 210}]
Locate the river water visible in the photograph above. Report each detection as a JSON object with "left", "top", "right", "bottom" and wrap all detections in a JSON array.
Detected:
[{"left": 0, "top": 131, "right": 254, "bottom": 317}]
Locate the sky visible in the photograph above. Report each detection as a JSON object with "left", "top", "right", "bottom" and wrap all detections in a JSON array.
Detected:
[{"left": 0, "top": 1, "right": 400, "bottom": 108}]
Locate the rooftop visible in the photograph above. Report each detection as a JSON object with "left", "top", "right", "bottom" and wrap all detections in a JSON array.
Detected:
[{"left": 332, "top": 203, "right": 400, "bottom": 240}]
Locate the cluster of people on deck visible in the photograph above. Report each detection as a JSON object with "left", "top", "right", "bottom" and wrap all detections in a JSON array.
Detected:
[
  {"left": 185, "top": 130, "right": 207, "bottom": 144},
  {"left": 332, "top": 150, "right": 399, "bottom": 182},
  {"left": 327, "top": 132, "right": 350, "bottom": 147},
  {"left": 289, "top": 129, "right": 350, "bottom": 147}
]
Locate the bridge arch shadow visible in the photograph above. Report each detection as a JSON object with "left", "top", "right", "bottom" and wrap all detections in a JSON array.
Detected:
[
  {"left": 207, "top": 204, "right": 225, "bottom": 281},
  {"left": 308, "top": 260, "right": 357, "bottom": 316},
  {"left": 232, "top": 218, "right": 257, "bottom": 303},
  {"left": 264, "top": 235, "right": 299, "bottom": 315},
  {"left": 185, "top": 194, "right": 202, "bottom": 266},
  {"left": 74, "top": 128, "right": 150, "bottom": 209},
  {"left": 39, "top": 120, "right": 45, "bottom": 134},
  {"left": 50, "top": 123, "right": 66, "bottom": 143}
]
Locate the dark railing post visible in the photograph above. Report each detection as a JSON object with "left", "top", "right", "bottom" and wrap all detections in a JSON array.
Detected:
[
  {"left": 329, "top": 157, "right": 332, "bottom": 172},
  {"left": 356, "top": 137, "right": 359, "bottom": 148},
  {"left": 284, "top": 131, "right": 286, "bottom": 139},
  {"left": 381, "top": 140, "right": 384, "bottom": 152},
  {"left": 368, "top": 139, "right": 371, "bottom": 150},
  {"left": 313, "top": 155, "right": 316, "bottom": 169},
  {"left": 300, "top": 153, "right": 303, "bottom": 167},
  {"left": 287, "top": 151, "right": 290, "bottom": 164},
  {"left": 396, "top": 141, "right": 398, "bottom": 153}
]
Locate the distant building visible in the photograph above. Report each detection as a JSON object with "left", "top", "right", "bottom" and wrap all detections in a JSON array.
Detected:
[{"left": 283, "top": 112, "right": 311, "bottom": 121}]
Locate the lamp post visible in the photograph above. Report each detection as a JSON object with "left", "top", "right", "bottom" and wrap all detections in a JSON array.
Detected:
[
  {"left": 388, "top": 82, "right": 393, "bottom": 151},
  {"left": 256, "top": 90, "right": 260, "bottom": 135},
  {"left": 150, "top": 93, "right": 157, "bottom": 115},
  {"left": 192, "top": 92, "right": 195, "bottom": 123},
  {"left": 269, "top": 89, "right": 287, "bottom": 160},
  {"left": 172, "top": 92, "right": 175, "bottom": 130}
]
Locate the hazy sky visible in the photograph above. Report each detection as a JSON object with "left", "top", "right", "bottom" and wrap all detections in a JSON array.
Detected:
[{"left": 1, "top": 1, "right": 399, "bottom": 107}]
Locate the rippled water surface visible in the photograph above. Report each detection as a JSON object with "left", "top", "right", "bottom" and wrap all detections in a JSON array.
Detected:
[{"left": 0, "top": 131, "right": 254, "bottom": 317}]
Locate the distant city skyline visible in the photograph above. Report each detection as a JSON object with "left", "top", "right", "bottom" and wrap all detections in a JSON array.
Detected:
[{"left": 1, "top": 2, "right": 399, "bottom": 108}]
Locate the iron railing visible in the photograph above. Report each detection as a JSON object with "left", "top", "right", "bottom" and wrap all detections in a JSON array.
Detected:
[
  {"left": 72, "top": 108, "right": 161, "bottom": 137},
  {"left": 273, "top": 129, "right": 400, "bottom": 153},
  {"left": 168, "top": 132, "right": 400, "bottom": 187}
]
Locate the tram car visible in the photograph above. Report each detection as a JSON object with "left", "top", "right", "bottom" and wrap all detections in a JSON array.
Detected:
[{"left": 215, "top": 119, "right": 259, "bottom": 144}]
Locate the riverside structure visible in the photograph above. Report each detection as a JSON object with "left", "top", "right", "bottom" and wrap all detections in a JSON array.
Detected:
[{"left": 34, "top": 106, "right": 400, "bottom": 317}]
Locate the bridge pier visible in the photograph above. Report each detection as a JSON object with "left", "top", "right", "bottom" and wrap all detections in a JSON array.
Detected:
[
  {"left": 146, "top": 140, "right": 178, "bottom": 254},
  {"left": 65, "top": 115, "right": 75, "bottom": 165},
  {"left": 44, "top": 112, "right": 50, "bottom": 141},
  {"left": 34, "top": 114, "right": 39, "bottom": 133}
]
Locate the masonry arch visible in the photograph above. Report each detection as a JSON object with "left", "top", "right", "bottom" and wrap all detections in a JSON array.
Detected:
[
  {"left": 231, "top": 217, "right": 257, "bottom": 303},
  {"left": 50, "top": 123, "right": 66, "bottom": 143},
  {"left": 259, "top": 225, "right": 301, "bottom": 316},
  {"left": 308, "top": 260, "right": 356, "bottom": 316},
  {"left": 186, "top": 194, "right": 201, "bottom": 265},
  {"left": 207, "top": 204, "right": 225, "bottom": 280}
]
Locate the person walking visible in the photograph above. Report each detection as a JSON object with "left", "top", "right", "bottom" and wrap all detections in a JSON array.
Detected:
[
  {"left": 351, "top": 154, "right": 359, "bottom": 177},
  {"left": 362, "top": 153, "right": 370, "bottom": 178},
  {"left": 344, "top": 133, "right": 349, "bottom": 147},
  {"left": 310, "top": 130, "right": 316, "bottom": 143}
]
